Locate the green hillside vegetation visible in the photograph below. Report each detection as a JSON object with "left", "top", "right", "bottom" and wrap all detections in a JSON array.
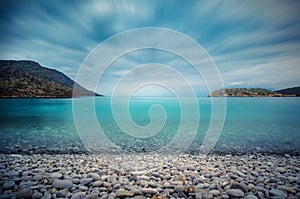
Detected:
[
  {"left": 0, "top": 60, "right": 101, "bottom": 98},
  {"left": 208, "top": 88, "right": 296, "bottom": 97}
]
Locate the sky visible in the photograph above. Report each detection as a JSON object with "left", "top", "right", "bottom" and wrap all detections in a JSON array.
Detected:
[{"left": 0, "top": 0, "right": 300, "bottom": 96}]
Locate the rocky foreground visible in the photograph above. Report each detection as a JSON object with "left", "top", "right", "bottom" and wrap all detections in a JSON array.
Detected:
[{"left": 0, "top": 153, "right": 299, "bottom": 199}]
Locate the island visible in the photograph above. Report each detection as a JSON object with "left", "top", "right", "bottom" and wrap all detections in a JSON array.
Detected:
[
  {"left": 0, "top": 60, "right": 102, "bottom": 98},
  {"left": 208, "top": 88, "right": 297, "bottom": 97}
]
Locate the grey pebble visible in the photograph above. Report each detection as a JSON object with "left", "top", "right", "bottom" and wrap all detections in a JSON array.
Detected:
[
  {"left": 231, "top": 181, "right": 248, "bottom": 192},
  {"left": 141, "top": 188, "right": 158, "bottom": 194},
  {"left": 174, "top": 185, "right": 185, "bottom": 193},
  {"left": 6, "top": 170, "right": 19, "bottom": 177},
  {"left": 92, "top": 181, "right": 102, "bottom": 187},
  {"left": 209, "top": 189, "right": 220, "bottom": 196},
  {"left": 244, "top": 194, "right": 258, "bottom": 199},
  {"left": 2, "top": 181, "right": 15, "bottom": 190},
  {"left": 16, "top": 188, "right": 33, "bottom": 199},
  {"left": 88, "top": 173, "right": 101, "bottom": 181},
  {"left": 226, "top": 189, "right": 244, "bottom": 198},
  {"left": 269, "top": 189, "right": 287, "bottom": 197},
  {"left": 79, "top": 177, "right": 93, "bottom": 185},
  {"left": 32, "top": 191, "right": 43, "bottom": 199},
  {"left": 51, "top": 172, "right": 62, "bottom": 179},
  {"left": 85, "top": 193, "right": 98, "bottom": 199},
  {"left": 52, "top": 179, "right": 73, "bottom": 190},
  {"left": 71, "top": 191, "right": 86, "bottom": 199}
]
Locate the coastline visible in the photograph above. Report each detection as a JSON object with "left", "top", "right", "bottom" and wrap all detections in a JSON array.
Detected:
[{"left": 1, "top": 152, "right": 299, "bottom": 198}]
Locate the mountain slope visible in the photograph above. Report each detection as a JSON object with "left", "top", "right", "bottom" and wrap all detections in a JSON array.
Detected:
[
  {"left": 0, "top": 60, "right": 101, "bottom": 98},
  {"left": 275, "top": 86, "right": 300, "bottom": 97}
]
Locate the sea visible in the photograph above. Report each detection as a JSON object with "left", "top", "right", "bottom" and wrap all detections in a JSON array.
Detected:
[{"left": 0, "top": 97, "right": 299, "bottom": 154}]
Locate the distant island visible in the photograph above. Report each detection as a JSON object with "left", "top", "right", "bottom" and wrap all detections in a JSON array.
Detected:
[
  {"left": 0, "top": 60, "right": 102, "bottom": 98},
  {"left": 208, "top": 88, "right": 299, "bottom": 97}
]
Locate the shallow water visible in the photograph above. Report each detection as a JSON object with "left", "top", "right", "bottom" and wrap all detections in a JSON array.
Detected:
[{"left": 0, "top": 97, "right": 299, "bottom": 153}]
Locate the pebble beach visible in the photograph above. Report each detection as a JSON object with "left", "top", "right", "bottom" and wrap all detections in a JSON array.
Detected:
[{"left": 0, "top": 152, "right": 299, "bottom": 199}]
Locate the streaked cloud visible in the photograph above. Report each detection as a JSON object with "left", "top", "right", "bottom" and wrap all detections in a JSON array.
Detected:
[{"left": 0, "top": 0, "right": 299, "bottom": 96}]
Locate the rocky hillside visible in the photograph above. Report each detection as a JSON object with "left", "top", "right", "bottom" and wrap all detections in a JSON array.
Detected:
[
  {"left": 0, "top": 60, "right": 101, "bottom": 98},
  {"left": 275, "top": 86, "right": 300, "bottom": 97},
  {"left": 208, "top": 88, "right": 296, "bottom": 97}
]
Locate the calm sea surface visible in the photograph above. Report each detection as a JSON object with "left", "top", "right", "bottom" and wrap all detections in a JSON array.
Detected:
[{"left": 0, "top": 97, "right": 299, "bottom": 153}]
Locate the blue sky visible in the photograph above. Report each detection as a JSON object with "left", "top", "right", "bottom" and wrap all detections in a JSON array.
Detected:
[{"left": 1, "top": 0, "right": 300, "bottom": 96}]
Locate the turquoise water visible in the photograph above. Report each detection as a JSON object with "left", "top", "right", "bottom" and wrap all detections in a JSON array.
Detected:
[{"left": 0, "top": 97, "right": 299, "bottom": 153}]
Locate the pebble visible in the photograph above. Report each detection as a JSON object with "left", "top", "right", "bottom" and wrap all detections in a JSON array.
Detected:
[
  {"left": 116, "top": 189, "right": 135, "bottom": 197},
  {"left": 278, "top": 185, "right": 296, "bottom": 194},
  {"left": 2, "top": 180, "right": 15, "bottom": 190},
  {"left": 174, "top": 185, "right": 185, "bottom": 192},
  {"left": 226, "top": 189, "right": 245, "bottom": 197},
  {"left": 92, "top": 180, "right": 103, "bottom": 187},
  {"left": 244, "top": 194, "right": 258, "bottom": 199},
  {"left": 269, "top": 189, "right": 287, "bottom": 197},
  {"left": 32, "top": 191, "right": 43, "bottom": 199},
  {"left": 16, "top": 188, "right": 33, "bottom": 199},
  {"left": 276, "top": 167, "right": 286, "bottom": 173},
  {"left": 231, "top": 181, "right": 248, "bottom": 192},
  {"left": 52, "top": 179, "right": 73, "bottom": 190},
  {"left": 209, "top": 189, "right": 220, "bottom": 196},
  {"left": 79, "top": 178, "right": 93, "bottom": 185},
  {"left": 71, "top": 191, "right": 86, "bottom": 199},
  {"left": 89, "top": 173, "right": 101, "bottom": 181},
  {"left": 141, "top": 188, "right": 158, "bottom": 194},
  {"left": 51, "top": 172, "right": 62, "bottom": 179},
  {"left": 0, "top": 153, "right": 299, "bottom": 199},
  {"left": 85, "top": 193, "right": 98, "bottom": 199}
]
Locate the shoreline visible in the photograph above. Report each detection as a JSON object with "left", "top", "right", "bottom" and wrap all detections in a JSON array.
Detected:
[
  {"left": 1, "top": 153, "right": 299, "bottom": 198},
  {"left": 1, "top": 147, "right": 299, "bottom": 156}
]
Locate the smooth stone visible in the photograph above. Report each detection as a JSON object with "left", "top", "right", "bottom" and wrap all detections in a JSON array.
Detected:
[
  {"left": 6, "top": 170, "right": 19, "bottom": 177},
  {"left": 226, "top": 189, "right": 244, "bottom": 198},
  {"left": 195, "top": 192, "right": 202, "bottom": 199},
  {"left": 208, "top": 183, "right": 216, "bottom": 190},
  {"left": 92, "top": 180, "right": 103, "bottom": 187},
  {"left": 131, "top": 171, "right": 147, "bottom": 176},
  {"left": 244, "top": 194, "right": 258, "bottom": 199},
  {"left": 137, "top": 175, "right": 150, "bottom": 180},
  {"left": 177, "top": 166, "right": 187, "bottom": 171},
  {"left": 79, "top": 178, "right": 93, "bottom": 185},
  {"left": 41, "top": 191, "right": 51, "bottom": 199},
  {"left": 209, "top": 190, "right": 220, "bottom": 196},
  {"left": 269, "top": 177, "right": 279, "bottom": 183},
  {"left": 51, "top": 172, "right": 62, "bottom": 179},
  {"left": 141, "top": 188, "right": 158, "bottom": 195},
  {"left": 269, "top": 189, "right": 287, "bottom": 197},
  {"left": 85, "top": 193, "right": 98, "bottom": 199},
  {"left": 257, "top": 191, "right": 265, "bottom": 199},
  {"left": 79, "top": 185, "right": 88, "bottom": 191},
  {"left": 231, "top": 181, "right": 248, "bottom": 192},
  {"left": 116, "top": 189, "right": 135, "bottom": 197},
  {"left": 16, "top": 188, "right": 33, "bottom": 199},
  {"left": 2, "top": 181, "right": 15, "bottom": 190},
  {"left": 201, "top": 190, "right": 213, "bottom": 199},
  {"left": 71, "top": 192, "right": 86, "bottom": 199},
  {"left": 32, "top": 192, "right": 43, "bottom": 199},
  {"left": 52, "top": 179, "right": 73, "bottom": 190},
  {"left": 187, "top": 166, "right": 196, "bottom": 170},
  {"left": 174, "top": 185, "right": 185, "bottom": 193},
  {"left": 276, "top": 167, "right": 286, "bottom": 173},
  {"left": 103, "top": 182, "right": 111, "bottom": 187},
  {"left": 221, "top": 194, "right": 230, "bottom": 199},
  {"left": 278, "top": 185, "right": 296, "bottom": 194},
  {"left": 56, "top": 191, "right": 67, "bottom": 197},
  {"left": 32, "top": 175, "right": 44, "bottom": 181},
  {"left": 89, "top": 173, "right": 101, "bottom": 181},
  {"left": 132, "top": 196, "right": 147, "bottom": 199}
]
